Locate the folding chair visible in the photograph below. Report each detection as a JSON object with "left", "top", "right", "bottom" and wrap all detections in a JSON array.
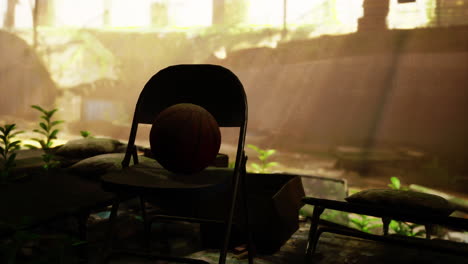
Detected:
[{"left": 101, "top": 64, "right": 254, "bottom": 264}]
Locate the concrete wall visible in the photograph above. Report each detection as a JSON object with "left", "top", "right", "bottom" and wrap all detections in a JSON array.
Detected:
[
  {"left": 206, "top": 27, "right": 468, "bottom": 166},
  {"left": 234, "top": 53, "right": 468, "bottom": 159}
]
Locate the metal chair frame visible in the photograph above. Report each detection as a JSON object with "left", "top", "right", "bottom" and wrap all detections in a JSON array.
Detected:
[
  {"left": 103, "top": 64, "right": 254, "bottom": 264},
  {"left": 302, "top": 197, "right": 468, "bottom": 263}
]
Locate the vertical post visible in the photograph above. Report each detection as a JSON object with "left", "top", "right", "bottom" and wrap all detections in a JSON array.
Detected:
[
  {"left": 358, "top": 0, "right": 390, "bottom": 32},
  {"left": 212, "top": 0, "right": 225, "bottom": 25},
  {"left": 4, "top": 0, "right": 17, "bottom": 29},
  {"left": 33, "top": 0, "right": 39, "bottom": 50}
]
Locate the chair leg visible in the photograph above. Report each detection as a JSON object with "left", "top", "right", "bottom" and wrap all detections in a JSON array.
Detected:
[
  {"left": 305, "top": 206, "right": 325, "bottom": 264},
  {"left": 219, "top": 158, "right": 246, "bottom": 264},
  {"left": 382, "top": 217, "right": 391, "bottom": 236},
  {"left": 219, "top": 194, "right": 236, "bottom": 264},
  {"left": 425, "top": 224, "right": 432, "bottom": 240},
  {"left": 244, "top": 201, "right": 255, "bottom": 264},
  {"left": 105, "top": 200, "right": 120, "bottom": 253},
  {"left": 241, "top": 158, "right": 255, "bottom": 264}
]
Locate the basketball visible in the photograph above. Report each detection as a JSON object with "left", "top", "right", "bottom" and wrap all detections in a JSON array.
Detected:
[{"left": 149, "top": 103, "right": 221, "bottom": 174}]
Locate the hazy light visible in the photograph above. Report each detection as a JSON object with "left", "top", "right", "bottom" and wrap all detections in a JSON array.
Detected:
[
  {"left": 55, "top": 0, "right": 104, "bottom": 27},
  {"left": 285, "top": 0, "right": 319, "bottom": 27},
  {"left": 0, "top": 0, "right": 439, "bottom": 32},
  {"left": 335, "top": 0, "right": 364, "bottom": 25},
  {"left": 109, "top": 0, "right": 151, "bottom": 28},
  {"left": 166, "top": 0, "right": 212, "bottom": 28},
  {"left": 246, "top": 0, "right": 363, "bottom": 35},
  {"left": 214, "top": 46, "right": 227, "bottom": 59},
  {"left": 247, "top": 0, "right": 283, "bottom": 27},
  {"left": 0, "top": 0, "right": 5, "bottom": 27},
  {"left": 388, "top": 0, "right": 430, "bottom": 29},
  {"left": 14, "top": 0, "right": 33, "bottom": 28},
  {"left": 257, "top": 33, "right": 282, "bottom": 48}
]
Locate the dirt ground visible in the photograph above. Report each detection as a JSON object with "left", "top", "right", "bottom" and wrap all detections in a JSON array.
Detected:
[{"left": 86, "top": 211, "right": 467, "bottom": 264}]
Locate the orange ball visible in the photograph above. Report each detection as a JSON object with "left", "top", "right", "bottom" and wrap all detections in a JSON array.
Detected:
[{"left": 149, "top": 103, "right": 221, "bottom": 174}]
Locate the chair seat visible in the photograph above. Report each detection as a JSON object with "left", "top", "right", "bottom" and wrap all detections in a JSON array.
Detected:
[{"left": 101, "top": 163, "right": 233, "bottom": 192}]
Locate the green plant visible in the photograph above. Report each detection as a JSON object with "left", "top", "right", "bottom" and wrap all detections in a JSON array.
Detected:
[
  {"left": 247, "top": 144, "right": 279, "bottom": 173},
  {"left": 388, "top": 176, "right": 401, "bottom": 190},
  {"left": 79, "top": 130, "right": 92, "bottom": 138},
  {"left": 349, "top": 214, "right": 382, "bottom": 233},
  {"left": 389, "top": 220, "right": 425, "bottom": 237},
  {"left": 26, "top": 105, "right": 64, "bottom": 172},
  {"left": 0, "top": 124, "right": 23, "bottom": 183},
  {"left": 27, "top": 105, "right": 64, "bottom": 150},
  {"left": 42, "top": 153, "right": 61, "bottom": 171},
  {"left": 388, "top": 176, "right": 409, "bottom": 190},
  {"left": 386, "top": 177, "right": 424, "bottom": 237}
]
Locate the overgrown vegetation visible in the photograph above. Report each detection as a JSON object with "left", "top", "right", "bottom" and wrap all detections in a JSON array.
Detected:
[
  {"left": 0, "top": 124, "right": 23, "bottom": 183},
  {"left": 80, "top": 130, "right": 92, "bottom": 138},
  {"left": 389, "top": 220, "right": 425, "bottom": 237},
  {"left": 247, "top": 144, "right": 279, "bottom": 173},
  {"left": 388, "top": 176, "right": 402, "bottom": 190},
  {"left": 347, "top": 176, "right": 426, "bottom": 237},
  {"left": 349, "top": 214, "right": 382, "bottom": 233},
  {"left": 26, "top": 105, "right": 64, "bottom": 171},
  {"left": 27, "top": 105, "right": 64, "bottom": 150},
  {"left": 385, "top": 176, "right": 425, "bottom": 237}
]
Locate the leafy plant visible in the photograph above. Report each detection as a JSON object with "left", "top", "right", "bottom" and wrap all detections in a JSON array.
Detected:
[
  {"left": 349, "top": 214, "right": 382, "bottom": 233},
  {"left": 0, "top": 124, "right": 23, "bottom": 183},
  {"left": 389, "top": 220, "right": 425, "bottom": 237},
  {"left": 247, "top": 144, "right": 279, "bottom": 173},
  {"left": 27, "top": 105, "right": 64, "bottom": 150},
  {"left": 388, "top": 176, "right": 410, "bottom": 190},
  {"left": 386, "top": 176, "right": 424, "bottom": 237},
  {"left": 388, "top": 176, "right": 401, "bottom": 190},
  {"left": 26, "top": 105, "right": 64, "bottom": 172},
  {"left": 79, "top": 130, "right": 92, "bottom": 138},
  {"left": 42, "top": 153, "right": 61, "bottom": 171}
]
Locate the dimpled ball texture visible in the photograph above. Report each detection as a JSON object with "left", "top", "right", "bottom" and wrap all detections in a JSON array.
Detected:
[{"left": 149, "top": 103, "right": 221, "bottom": 174}]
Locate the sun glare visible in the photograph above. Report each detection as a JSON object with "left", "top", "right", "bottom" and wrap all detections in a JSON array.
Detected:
[
  {"left": 109, "top": 0, "right": 151, "bottom": 28},
  {"left": 246, "top": 0, "right": 363, "bottom": 35},
  {"left": 0, "top": 0, "right": 438, "bottom": 32},
  {"left": 388, "top": 0, "right": 431, "bottom": 29},
  {"left": 165, "top": 0, "right": 212, "bottom": 28}
]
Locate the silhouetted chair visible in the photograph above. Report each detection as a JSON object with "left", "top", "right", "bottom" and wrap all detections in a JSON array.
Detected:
[{"left": 101, "top": 64, "right": 254, "bottom": 264}]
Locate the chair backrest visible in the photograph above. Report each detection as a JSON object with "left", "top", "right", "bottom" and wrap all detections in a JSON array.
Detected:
[{"left": 123, "top": 64, "right": 248, "bottom": 168}]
